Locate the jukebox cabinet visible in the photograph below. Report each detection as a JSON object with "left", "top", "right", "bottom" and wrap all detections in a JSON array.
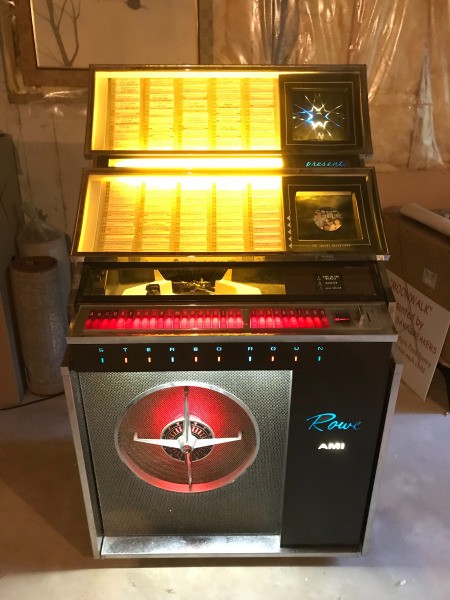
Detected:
[{"left": 62, "top": 65, "right": 402, "bottom": 558}]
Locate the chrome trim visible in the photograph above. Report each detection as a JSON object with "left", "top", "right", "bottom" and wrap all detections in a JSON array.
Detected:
[
  {"left": 67, "top": 333, "right": 398, "bottom": 345},
  {"left": 101, "top": 534, "right": 362, "bottom": 558},
  {"left": 61, "top": 364, "right": 102, "bottom": 558},
  {"left": 361, "top": 355, "right": 403, "bottom": 554}
]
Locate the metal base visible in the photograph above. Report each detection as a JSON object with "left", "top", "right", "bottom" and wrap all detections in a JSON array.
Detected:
[{"left": 100, "top": 535, "right": 361, "bottom": 559}]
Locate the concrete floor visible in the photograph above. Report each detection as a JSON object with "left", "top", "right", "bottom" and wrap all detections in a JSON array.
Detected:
[{"left": 0, "top": 373, "right": 449, "bottom": 600}]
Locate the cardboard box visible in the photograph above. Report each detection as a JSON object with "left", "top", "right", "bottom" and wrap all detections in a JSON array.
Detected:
[{"left": 383, "top": 210, "right": 450, "bottom": 363}]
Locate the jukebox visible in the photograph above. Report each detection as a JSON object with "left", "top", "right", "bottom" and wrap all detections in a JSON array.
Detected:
[{"left": 62, "top": 65, "right": 402, "bottom": 558}]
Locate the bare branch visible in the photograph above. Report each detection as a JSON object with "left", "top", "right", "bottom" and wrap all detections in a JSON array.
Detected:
[
  {"left": 42, "top": 0, "right": 81, "bottom": 67},
  {"left": 67, "top": 0, "right": 81, "bottom": 66},
  {"left": 57, "top": 0, "right": 70, "bottom": 30}
]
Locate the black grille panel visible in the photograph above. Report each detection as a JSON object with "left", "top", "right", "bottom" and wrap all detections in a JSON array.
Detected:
[{"left": 74, "top": 370, "right": 292, "bottom": 536}]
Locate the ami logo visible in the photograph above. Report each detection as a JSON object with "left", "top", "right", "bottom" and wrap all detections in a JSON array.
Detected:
[{"left": 318, "top": 442, "right": 346, "bottom": 451}]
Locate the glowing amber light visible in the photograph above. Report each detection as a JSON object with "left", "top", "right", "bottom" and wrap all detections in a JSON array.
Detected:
[
  {"left": 91, "top": 71, "right": 283, "bottom": 152},
  {"left": 109, "top": 157, "right": 284, "bottom": 170},
  {"left": 77, "top": 174, "right": 285, "bottom": 254}
]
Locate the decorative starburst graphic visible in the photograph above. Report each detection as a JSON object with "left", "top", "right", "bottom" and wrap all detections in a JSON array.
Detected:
[{"left": 292, "top": 93, "right": 346, "bottom": 141}]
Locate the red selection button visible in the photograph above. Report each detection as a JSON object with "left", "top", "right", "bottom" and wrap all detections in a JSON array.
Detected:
[
  {"left": 83, "top": 307, "right": 244, "bottom": 331},
  {"left": 248, "top": 307, "right": 329, "bottom": 329},
  {"left": 313, "top": 316, "right": 322, "bottom": 328}
]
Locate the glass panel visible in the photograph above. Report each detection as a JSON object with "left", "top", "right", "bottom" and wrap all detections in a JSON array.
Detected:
[
  {"left": 78, "top": 263, "right": 381, "bottom": 300},
  {"left": 92, "top": 71, "right": 281, "bottom": 152},
  {"left": 76, "top": 173, "right": 285, "bottom": 254},
  {"left": 290, "top": 89, "right": 350, "bottom": 142},
  {"left": 294, "top": 191, "right": 363, "bottom": 241}
]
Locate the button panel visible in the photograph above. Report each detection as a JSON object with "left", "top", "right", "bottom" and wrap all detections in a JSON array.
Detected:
[
  {"left": 82, "top": 306, "right": 330, "bottom": 332},
  {"left": 84, "top": 308, "right": 244, "bottom": 331}
]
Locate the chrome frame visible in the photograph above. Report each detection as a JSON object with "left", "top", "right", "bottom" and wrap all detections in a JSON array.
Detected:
[
  {"left": 62, "top": 366, "right": 102, "bottom": 558},
  {"left": 362, "top": 357, "right": 403, "bottom": 554}
]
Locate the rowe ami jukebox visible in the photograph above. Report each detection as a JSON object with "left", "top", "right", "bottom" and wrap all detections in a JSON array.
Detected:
[{"left": 62, "top": 65, "right": 402, "bottom": 558}]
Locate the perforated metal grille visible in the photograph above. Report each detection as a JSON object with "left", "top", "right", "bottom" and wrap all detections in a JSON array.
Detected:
[{"left": 74, "top": 370, "right": 291, "bottom": 537}]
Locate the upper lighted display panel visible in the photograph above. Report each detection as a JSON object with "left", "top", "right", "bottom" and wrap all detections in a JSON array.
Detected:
[
  {"left": 89, "top": 69, "right": 281, "bottom": 154},
  {"left": 86, "top": 66, "right": 372, "bottom": 157}
]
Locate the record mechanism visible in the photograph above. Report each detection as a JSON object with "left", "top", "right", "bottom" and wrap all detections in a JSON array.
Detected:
[{"left": 123, "top": 269, "right": 262, "bottom": 296}]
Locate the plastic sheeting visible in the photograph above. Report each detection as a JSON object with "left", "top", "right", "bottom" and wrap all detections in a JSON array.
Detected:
[
  {"left": 1, "top": 0, "right": 450, "bottom": 169},
  {"left": 210, "top": 0, "right": 449, "bottom": 169}
]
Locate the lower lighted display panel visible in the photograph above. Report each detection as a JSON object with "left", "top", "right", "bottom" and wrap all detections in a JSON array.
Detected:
[
  {"left": 78, "top": 173, "right": 284, "bottom": 254},
  {"left": 74, "top": 169, "right": 387, "bottom": 258},
  {"left": 63, "top": 341, "right": 399, "bottom": 557}
]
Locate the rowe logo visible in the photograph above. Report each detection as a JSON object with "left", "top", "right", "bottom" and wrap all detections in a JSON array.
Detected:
[
  {"left": 306, "top": 412, "right": 362, "bottom": 432},
  {"left": 318, "top": 442, "right": 346, "bottom": 450}
]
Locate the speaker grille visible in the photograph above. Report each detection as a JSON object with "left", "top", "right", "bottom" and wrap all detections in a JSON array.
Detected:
[
  {"left": 74, "top": 370, "right": 291, "bottom": 536},
  {"left": 117, "top": 382, "right": 259, "bottom": 493}
]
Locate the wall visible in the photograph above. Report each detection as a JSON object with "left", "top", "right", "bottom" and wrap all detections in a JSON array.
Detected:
[{"left": 0, "top": 62, "right": 90, "bottom": 237}]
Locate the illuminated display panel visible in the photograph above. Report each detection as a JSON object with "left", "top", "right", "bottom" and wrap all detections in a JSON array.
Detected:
[
  {"left": 108, "top": 157, "right": 284, "bottom": 170},
  {"left": 89, "top": 66, "right": 373, "bottom": 158},
  {"left": 91, "top": 70, "right": 281, "bottom": 153},
  {"left": 294, "top": 191, "right": 363, "bottom": 241},
  {"left": 76, "top": 172, "right": 284, "bottom": 254},
  {"left": 279, "top": 70, "right": 372, "bottom": 155},
  {"left": 283, "top": 171, "right": 387, "bottom": 256},
  {"left": 290, "top": 89, "right": 351, "bottom": 142}
]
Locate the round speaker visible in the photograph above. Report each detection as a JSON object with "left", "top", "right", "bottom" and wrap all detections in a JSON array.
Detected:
[{"left": 116, "top": 381, "right": 260, "bottom": 493}]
